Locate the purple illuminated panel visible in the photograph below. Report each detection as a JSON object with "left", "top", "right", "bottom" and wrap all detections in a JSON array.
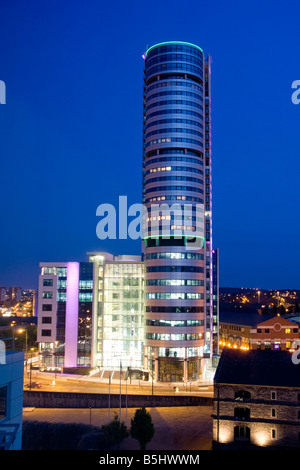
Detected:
[{"left": 65, "top": 262, "right": 79, "bottom": 367}]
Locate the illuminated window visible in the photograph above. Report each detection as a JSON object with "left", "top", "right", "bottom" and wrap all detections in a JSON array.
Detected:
[
  {"left": 42, "top": 292, "right": 53, "bottom": 299},
  {"left": 285, "top": 328, "right": 291, "bottom": 334},
  {"left": 234, "top": 390, "right": 251, "bottom": 402}
]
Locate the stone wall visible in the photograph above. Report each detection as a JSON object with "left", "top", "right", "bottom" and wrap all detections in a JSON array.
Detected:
[
  {"left": 23, "top": 390, "right": 213, "bottom": 409},
  {"left": 213, "top": 383, "right": 300, "bottom": 448}
]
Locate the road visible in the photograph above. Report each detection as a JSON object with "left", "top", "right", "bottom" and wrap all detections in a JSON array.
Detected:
[{"left": 24, "top": 370, "right": 213, "bottom": 397}]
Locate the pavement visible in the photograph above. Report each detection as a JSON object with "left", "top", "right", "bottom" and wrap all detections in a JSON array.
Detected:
[{"left": 22, "top": 405, "right": 213, "bottom": 450}]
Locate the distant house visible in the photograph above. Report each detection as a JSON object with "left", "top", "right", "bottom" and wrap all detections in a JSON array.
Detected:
[
  {"left": 251, "top": 315, "right": 300, "bottom": 350},
  {"left": 219, "top": 312, "right": 274, "bottom": 351},
  {"left": 213, "top": 349, "right": 300, "bottom": 449},
  {"left": 219, "top": 312, "right": 300, "bottom": 352}
]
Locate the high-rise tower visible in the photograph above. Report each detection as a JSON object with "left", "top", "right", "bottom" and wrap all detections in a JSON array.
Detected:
[{"left": 142, "top": 41, "right": 217, "bottom": 382}]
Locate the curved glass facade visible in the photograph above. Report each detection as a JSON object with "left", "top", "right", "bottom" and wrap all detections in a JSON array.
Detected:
[{"left": 142, "top": 41, "right": 213, "bottom": 382}]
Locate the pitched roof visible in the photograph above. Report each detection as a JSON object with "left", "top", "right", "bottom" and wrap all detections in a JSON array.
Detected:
[
  {"left": 214, "top": 348, "right": 300, "bottom": 387},
  {"left": 256, "top": 315, "right": 299, "bottom": 328}
]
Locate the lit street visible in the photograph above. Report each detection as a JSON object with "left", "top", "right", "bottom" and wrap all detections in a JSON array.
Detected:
[{"left": 23, "top": 369, "right": 213, "bottom": 397}]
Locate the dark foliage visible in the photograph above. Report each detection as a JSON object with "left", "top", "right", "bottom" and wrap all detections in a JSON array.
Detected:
[
  {"left": 130, "top": 407, "right": 155, "bottom": 450},
  {"left": 22, "top": 421, "right": 106, "bottom": 450}
]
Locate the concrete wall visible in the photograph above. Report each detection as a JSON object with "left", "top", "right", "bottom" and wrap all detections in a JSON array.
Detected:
[{"left": 23, "top": 390, "right": 213, "bottom": 409}]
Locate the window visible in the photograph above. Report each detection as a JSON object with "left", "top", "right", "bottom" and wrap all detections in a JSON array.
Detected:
[
  {"left": 297, "top": 410, "right": 300, "bottom": 419},
  {"left": 272, "top": 408, "right": 276, "bottom": 417},
  {"left": 265, "top": 329, "right": 270, "bottom": 334},
  {"left": 235, "top": 390, "right": 251, "bottom": 402},
  {"left": 272, "top": 429, "right": 276, "bottom": 439},
  {"left": 41, "top": 329, "right": 51, "bottom": 337},
  {"left": 42, "top": 267, "right": 56, "bottom": 275},
  {"left": 42, "top": 304, "right": 52, "bottom": 311},
  {"left": 271, "top": 391, "right": 277, "bottom": 400},
  {"left": 257, "top": 329, "right": 262, "bottom": 333},
  {"left": 285, "top": 329, "right": 291, "bottom": 334},
  {"left": 43, "top": 279, "right": 53, "bottom": 287},
  {"left": 234, "top": 426, "right": 250, "bottom": 441},
  {"left": 42, "top": 317, "right": 52, "bottom": 324},
  {"left": 234, "top": 407, "right": 250, "bottom": 421},
  {"left": 42, "top": 292, "right": 53, "bottom": 299},
  {"left": 0, "top": 386, "right": 7, "bottom": 420},
  {"left": 56, "top": 268, "right": 67, "bottom": 277}
]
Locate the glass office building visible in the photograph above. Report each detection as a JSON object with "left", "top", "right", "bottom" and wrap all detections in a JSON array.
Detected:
[
  {"left": 142, "top": 41, "right": 215, "bottom": 382},
  {"left": 89, "top": 253, "right": 144, "bottom": 369},
  {"left": 38, "top": 262, "right": 93, "bottom": 368},
  {"left": 38, "top": 254, "right": 144, "bottom": 371}
]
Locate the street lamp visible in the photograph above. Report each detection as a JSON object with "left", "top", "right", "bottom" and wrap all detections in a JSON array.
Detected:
[
  {"left": 29, "top": 347, "right": 35, "bottom": 390},
  {"left": 54, "top": 341, "right": 59, "bottom": 381},
  {"left": 151, "top": 352, "right": 154, "bottom": 396},
  {"left": 18, "top": 328, "right": 28, "bottom": 373}
]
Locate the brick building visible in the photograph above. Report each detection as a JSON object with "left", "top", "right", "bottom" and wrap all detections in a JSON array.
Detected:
[
  {"left": 219, "top": 312, "right": 274, "bottom": 352},
  {"left": 219, "top": 312, "right": 300, "bottom": 352},
  {"left": 251, "top": 315, "right": 300, "bottom": 350},
  {"left": 213, "top": 348, "right": 300, "bottom": 449}
]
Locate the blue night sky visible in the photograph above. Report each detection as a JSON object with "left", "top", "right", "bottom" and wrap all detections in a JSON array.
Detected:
[{"left": 0, "top": 0, "right": 299, "bottom": 290}]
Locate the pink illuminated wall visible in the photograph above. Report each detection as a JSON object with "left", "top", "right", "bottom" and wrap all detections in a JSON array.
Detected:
[{"left": 65, "top": 262, "right": 79, "bottom": 367}]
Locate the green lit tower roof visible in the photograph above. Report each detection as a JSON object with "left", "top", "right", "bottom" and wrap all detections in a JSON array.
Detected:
[{"left": 145, "top": 41, "right": 203, "bottom": 56}]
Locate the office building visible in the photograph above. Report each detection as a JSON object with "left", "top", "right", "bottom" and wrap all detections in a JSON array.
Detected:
[
  {"left": 142, "top": 41, "right": 217, "bottom": 382},
  {"left": 8, "top": 287, "right": 21, "bottom": 303},
  {"left": 0, "top": 287, "right": 6, "bottom": 303},
  {"left": 37, "top": 253, "right": 144, "bottom": 370}
]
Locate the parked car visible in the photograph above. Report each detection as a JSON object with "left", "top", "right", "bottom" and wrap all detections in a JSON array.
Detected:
[{"left": 25, "top": 382, "right": 42, "bottom": 389}]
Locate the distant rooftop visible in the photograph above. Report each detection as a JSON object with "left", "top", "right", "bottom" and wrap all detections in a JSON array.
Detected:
[
  {"left": 219, "top": 311, "right": 275, "bottom": 327},
  {"left": 215, "top": 349, "right": 300, "bottom": 388}
]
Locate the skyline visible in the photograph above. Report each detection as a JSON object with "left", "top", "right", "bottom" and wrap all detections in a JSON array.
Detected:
[{"left": 1, "top": 0, "right": 300, "bottom": 290}]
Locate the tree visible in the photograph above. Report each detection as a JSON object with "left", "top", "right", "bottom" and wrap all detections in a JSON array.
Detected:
[
  {"left": 101, "top": 413, "right": 128, "bottom": 450},
  {"left": 272, "top": 304, "right": 277, "bottom": 315},
  {"left": 280, "top": 305, "right": 286, "bottom": 316},
  {"left": 130, "top": 407, "right": 155, "bottom": 451},
  {"left": 262, "top": 305, "right": 269, "bottom": 315}
]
